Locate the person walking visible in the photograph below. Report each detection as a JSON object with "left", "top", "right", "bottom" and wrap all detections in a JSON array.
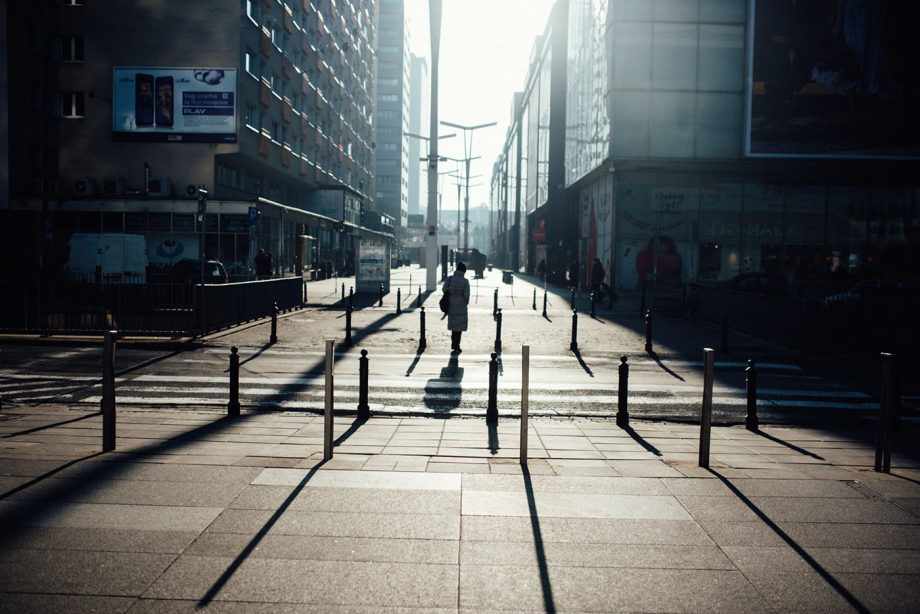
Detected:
[{"left": 443, "top": 261, "right": 470, "bottom": 354}]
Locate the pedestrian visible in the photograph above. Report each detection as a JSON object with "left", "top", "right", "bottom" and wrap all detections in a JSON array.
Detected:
[
  {"left": 255, "top": 248, "right": 271, "bottom": 279},
  {"left": 591, "top": 258, "right": 605, "bottom": 298},
  {"left": 443, "top": 260, "right": 470, "bottom": 354},
  {"left": 537, "top": 259, "right": 546, "bottom": 281}
]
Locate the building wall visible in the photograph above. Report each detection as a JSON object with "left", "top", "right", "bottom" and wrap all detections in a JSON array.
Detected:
[{"left": 408, "top": 53, "right": 428, "bottom": 217}]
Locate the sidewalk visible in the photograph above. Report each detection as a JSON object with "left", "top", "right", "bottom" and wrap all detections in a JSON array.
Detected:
[{"left": 1, "top": 404, "right": 918, "bottom": 612}]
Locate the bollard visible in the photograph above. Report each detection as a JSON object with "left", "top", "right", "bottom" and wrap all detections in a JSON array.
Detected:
[
  {"left": 745, "top": 359, "right": 758, "bottom": 432},
  {"left": 570, "top": 309, "right": 578, "bottom": 352},
  {"left": 520, "top": 345, "right": 530, "bottom": 465},
  {"left": 591, "top": 290, "right": 596, "bottom": 318},
  {"left": 323, "top": 339, "right": 334, "bottom": 460},
  {"left": 357, "top": 349, "right": 370, "bottom": 420},
  {"left": 345, "top": 305, "right": 353, "bottom": 345},
  {"left": 349, "top": 287, "right": 354, "bottom": 309},
  {"left": 644, "top": 310, "right": 653, "bottom": 353},
  {"left": 570, "top": 287, "right": 576, "bottom": 309},
  {"left": 417, "top": 286, "right": 422, "bottom": 308},
  {"left": 228, "top": 346, "right": 240, "bottom": 417},
  {"left": 699, "top": 348, "right": 714, "bottom": 468},
  {"left": 101, "top": 330, "right": 117, "bottom": 452},
  {"left": 397, "top": 288, "right": 402, "bottom": 314},
  {"left": 875, "top": 352, "right": 896, "bottom": 473},
  {"left": 720, "top": 313, "right": 728, "bottom": 352},
  {"left": 409, "top": 275, "right": 412, "bottom": 293},
  {"left": 493, "top": 287, "right": 498, "bottom": 318},
  {"left": 486, "top": 352, "right": 498, "bottom": 424},
  {"left": 532, "top": 288, "right": 537, "bottom": 311},
  {"left": 419, "top": 306, "right": 426, "bottom": 349},
  {"left": 542, "top": 290, "right": 547, "bottom": 317},
  {"left": 639, "top": 286, "right": 647, "bottom": 318},
  {"left": 379, "top": 283, "right": 383, "bottom": 307},
  {"left": 270, "top": 301, "right": 278, "bottom": 344},
  {"left": 494, "top": 308, "right": 502, "bottom": 353},
  {"left": 616, "top": 355, "right": 629, "bottom": 427},
  {"left": 341, "top": 283, "right": 345, "bottom": 302}
]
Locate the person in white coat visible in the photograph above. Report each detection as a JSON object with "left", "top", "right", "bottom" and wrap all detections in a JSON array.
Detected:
[{"left": 443, "top": 261, "right": 471, "bottom": 354}]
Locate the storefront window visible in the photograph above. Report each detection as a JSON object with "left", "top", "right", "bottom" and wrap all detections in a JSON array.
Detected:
[
  {"left": 699, "top": 182, "right": 742, "bottom": 279},
  {"left": 741, "top": 182, "right": 785, "bottom": 275}
]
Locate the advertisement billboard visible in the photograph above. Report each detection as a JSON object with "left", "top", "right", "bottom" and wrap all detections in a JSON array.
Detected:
[
  {"left": 746, "top": 0, "right": 920, "bottom": 158},
  {"left": 113, "top": 67, "right": 237, "bottom": 142}
]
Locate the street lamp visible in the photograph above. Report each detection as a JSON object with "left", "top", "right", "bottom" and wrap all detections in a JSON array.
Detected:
[
  {"left": 197, "top": 188, "right": 209, "bottom": 285},
  {"left": 425, "top": 0, "right": 443, "bottom": 292},
  {"left": 441, "top": 120, "right": 496, "bottom": 251}
]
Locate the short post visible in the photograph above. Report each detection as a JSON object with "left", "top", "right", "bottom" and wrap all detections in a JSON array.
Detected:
[
  {"left": 378, "top": 283, "right": 383, "bottom": 307},
  {"left": 542, "top": 290, "right": 547, "bottom": 317},
  {"left": 417, "top": 286, "right": 422, "bottom": 308},
  {"left": 520, "top": 344, "right": 530, "bottom": 465},
  {"left": 745, "top": 359, "right": 758, "bottom": 432},
  {"left": 590, "top": 291, "right": 596, "bottom": 318},
  {"left": 345, "top": 305, "right": 353, "bottom": 345},
  {"left": 357, "top": 349, "right": 370, "bottom": 420},
  {"left": 419, "top": 306, "right": 427, "bottom": 349},
  {"left": 720, "top": 313, "right": 728, "bottom": 352},
  {"left": 323, "top": 339, "right": 334, "bottom": 460},
  {"left": 493, "top": 287, "right": 498, "bottom": 317},
  {"left": 101, "top": 330, "right": 117, "bottom": 452},
  {"left": 396, "top": 288, "right": 402, "bottom": 314},
  {"left": 228, "top": 346, "right": 240, "bottom": 417},
  {"left": 486, "top": 352, "right": 498, "bottom": 424},
  {"left": 570, "top": 287, "right": 576, "bottom": 309},
  {"left": 494, "top": 308, "right": 503, "bottom": 353},
  {"left": 270, "top": 301, "right": 278, "bottom": 344},
  {"left": 875, "top": 352, "right": 895, "bottom": 473},
  {"left": 341, "top": 283, "right": 345, "bottom": 302},
  {"left": 409, "top": 274, "right": 412, "bottom": 292},
  {"left": 349, "top": 287, "right": 354, "bottom": 309},
  {"left": 644, "top": 310, "right": 653, "bottom": 353},
  {"left": 570, "top": 309, "right": 578, "bottom": 352},
  {"left": 699, "top": 348, "right": 714, "bottom": 468},
  {"left": 639, "top": 286, "right": 647, "bottom": 318},
  {"left": 616, "top": 355, "right": 629, "bottom": 427},
  {"left": 532, "top": 288, "right": 537, "bottom": 311}
]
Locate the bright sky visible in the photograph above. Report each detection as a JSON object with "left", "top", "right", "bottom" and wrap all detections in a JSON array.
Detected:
[{"left": 405, "top": 0, "right": 555, "bottom": 211}]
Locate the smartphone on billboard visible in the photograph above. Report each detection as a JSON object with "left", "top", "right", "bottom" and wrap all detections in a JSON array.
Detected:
[
  {"left": 135, "top": 73, "right": 154, "bottom": 126},
  {"left": 154, "top": 76, "right": 174, "bottom": 127}
]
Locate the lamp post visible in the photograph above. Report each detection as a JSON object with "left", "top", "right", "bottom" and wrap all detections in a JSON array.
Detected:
[
  {"left": 441, "top": 120, "right": 496, "bottom": 251},
  {"left": 197, "top": 188, "right": 209, "bottom": 285},
  {"left": 425, "top": 0, "right": 443, "bottom": 293}
]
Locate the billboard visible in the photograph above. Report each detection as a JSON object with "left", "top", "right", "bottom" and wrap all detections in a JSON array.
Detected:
[
  {"left": 747, "top": 0, "right": 920, "bottom": 158},
  {"left": 113, "top": 67, "right": 236, "bottom": 142}
]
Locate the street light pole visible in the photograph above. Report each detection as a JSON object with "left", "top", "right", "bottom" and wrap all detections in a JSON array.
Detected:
[
  {"left": 441, "top": 120, "right": 497, "bottom": 252},
  {"left": 425, "top": 0, "right": 442, "bottom": 292}
]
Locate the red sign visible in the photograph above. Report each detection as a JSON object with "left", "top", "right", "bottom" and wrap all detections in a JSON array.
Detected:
[{"left": 532, "top": 220, "right": 546, "bottom": 242}]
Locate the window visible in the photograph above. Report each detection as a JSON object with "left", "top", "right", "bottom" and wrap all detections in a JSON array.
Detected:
[
  {"left": 245, "top": 51, "right": 256, "bottom": 76},
  {"left": 60, "top": 0, "right": 84, "bottom": 5},
  {"left": 247, "top": 0, "right": 259, "bottom": 22},
  {"left": 61, "top": 91, "right": 85, "bottom": 118},
  {"left": 217, "top": 163, "right": 240, "bottom": 188},
  {"left": 60, "top": 36, "right": 84, "bottom": 61}
]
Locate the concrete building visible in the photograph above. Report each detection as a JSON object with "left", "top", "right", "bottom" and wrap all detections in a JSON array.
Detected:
[
  {"left": 492, "top": 0, "right": 920, "bottom": 293},
  {"left": 2, "top": 0, "right": 382, "bottom": 280},
  {"left": 407, "top": 53, "right": 429, "bottom": 218}
]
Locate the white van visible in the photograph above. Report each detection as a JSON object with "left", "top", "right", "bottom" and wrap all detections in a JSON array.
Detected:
[{"left": 64, "top": 233, "right": 148, "bottom": 284}]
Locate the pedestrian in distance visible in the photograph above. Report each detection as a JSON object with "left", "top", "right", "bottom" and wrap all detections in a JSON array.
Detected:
[{"left": 443, "top": 261, "right": 470, "bottom": 354}]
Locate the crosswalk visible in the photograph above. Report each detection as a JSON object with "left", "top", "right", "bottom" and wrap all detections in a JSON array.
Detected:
[{"left": 0, "top": 348, "right": 887, "bottom": 421}]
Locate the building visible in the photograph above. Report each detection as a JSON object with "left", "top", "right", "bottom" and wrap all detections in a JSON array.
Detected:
[
  {"left": 407, "top": 53, "right": 429, "bottom": 218},
  {"left": 2, "top": 0, "right": 383, "bottom": 281},
  {"left": 492, "top": 0, "right": 920, "bottom": 293}
]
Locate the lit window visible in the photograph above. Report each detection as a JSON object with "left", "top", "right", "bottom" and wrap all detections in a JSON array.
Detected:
[
  {"left": 246, "top": 0, "right": 259, "bottom": 22},
  {"left": 245, "top": 51, "right": 256, "bottom": 76},
  {"left": 62, "top": 91, "right": 85, "bottom": 118},
  {"left": 60, "top": 36, "right": 84, "bottom": 62}
]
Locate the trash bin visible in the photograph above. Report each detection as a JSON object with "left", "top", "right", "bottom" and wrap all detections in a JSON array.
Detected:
[{"left": 502, "top": 270, "right": 513, "bottom": 284}]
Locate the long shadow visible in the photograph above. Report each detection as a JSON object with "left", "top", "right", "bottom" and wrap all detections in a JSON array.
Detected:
[
  {"left": 756, "top": 429, "right": 825, "bottom": 460},
  {"left": 2, "top": 411, "right": 101, "bottom": 439},
  {"left": 571, "top": 348, "right": 594, "bottom": 377},
  {"left": 234, "top": 341, "right": 274, "bottom": 369},
  {"left": 198, "top": 460, "right": 327, "bottom": 607},
  {"left": 404, "top": 346, "right": 425, "bottom": 376},
  {"left": 423, "top": 355, "right": 462, "bottom": 414},
  {"left": 708, "top": 468, "right": 870, "bottom": 614},
  {"left": 621, "top": 425, "right": 662, "bottom": 457},
  {"left": 488, "top": 422, "right": 499, "bottom": 454},
  {"left": 647, "top": 350, "right": 686, "bottom": 382},
  {"left": 522, "top": 466, "right": 556, "bottom": 614},
  {"left": 0, "top": 451, "right": 106, "bottom": 500},
  {"left": 334, "top": 417, "right": 367, "bottom": 447}
]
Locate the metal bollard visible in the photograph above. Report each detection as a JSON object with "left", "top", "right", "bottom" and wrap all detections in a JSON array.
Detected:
[
  {"left": 721, "top": 313, "right": 728, "bottom": 352},
  {"left": 520, "top": 345, "right": 530, "bottom": 465},
  {"left": 532, "top": 288, "right": 537, "bottom": 311},
  {"left": 644, "top": 310, "right": 653, "bottom": 353},
  {"left": 397, "top": 288, "right": 402, "bottom": 314},
  {"left": 570, "top": 287, "right": 576, "bottom": 309},
  {"left": 616, "top": 355, "right": 629, "bottom": 427},
  {"left": 345, "top": 305, "right": 353, "bottom": 345},
  {"left": 341, "top": 283, "right": 345, "bottom": 302},
  {"left": 379, "top": 283, "right": 383, "bottom": 307},
  {"left": 270, "top": 301, "right": 278, "bottom": 344},
  {"left": 419, "top": 306, "right": 426, "bottom": 349},
  {"left": 417, "top": 286, "right": 422, "bottom": 308},
  {"left": 745, "top": 359, "right": 758, "bottom": 432},
  {"left": 323, "top": 339, "right": 334, "bottom": 460},
  {"left": 357, "top": 349, "right": 370, "bottom": 420},
  {"left": 101, "top": 330, "right": 117, "bottom": 452},
  {"left": 639, "top": 286, "right": 647, "bottom": 318},
  {"left": 349, "top": 287, "right": 354, "bottom": 309},
  {"left": 570, "top": 309, "right": 578, "bottom": 352},
  {"left": 542, "top": 290, "right": 547, "bottom": 317},
  {"left": 699, "top": 348, "right": 714, "bottom": 468},
  {"left": 228, "top": 346, "right": 240, "bottom": 417},
  {"left": 495, "top": 308, "right": 502, "bottom": 353},
  {"left": 875, "top": 352, "right": 896, "bottom": 473},
  {"left": 486, "top": 352, "right": 498, "bottom": 424},
  {"left": 591, "top": 290, "right": 596, "bottom": 318},
  {"left": 493, "top": 287, "right": 498, "bottom": 318}
]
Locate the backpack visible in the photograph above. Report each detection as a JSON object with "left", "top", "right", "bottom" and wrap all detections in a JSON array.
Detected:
[{"left": 439, "top": 278, "right": 451, "bottom": 314}]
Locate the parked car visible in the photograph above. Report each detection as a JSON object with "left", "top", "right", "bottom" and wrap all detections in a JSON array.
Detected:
[
  {"left": 169, "top": 259, "right": 229, "bottom": 284},
  {"left": 719, "top": 273, "right": 790, "bottom": 297},
  {"left": 823, "top": 279, "right": 904, "bottom": 303}
]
